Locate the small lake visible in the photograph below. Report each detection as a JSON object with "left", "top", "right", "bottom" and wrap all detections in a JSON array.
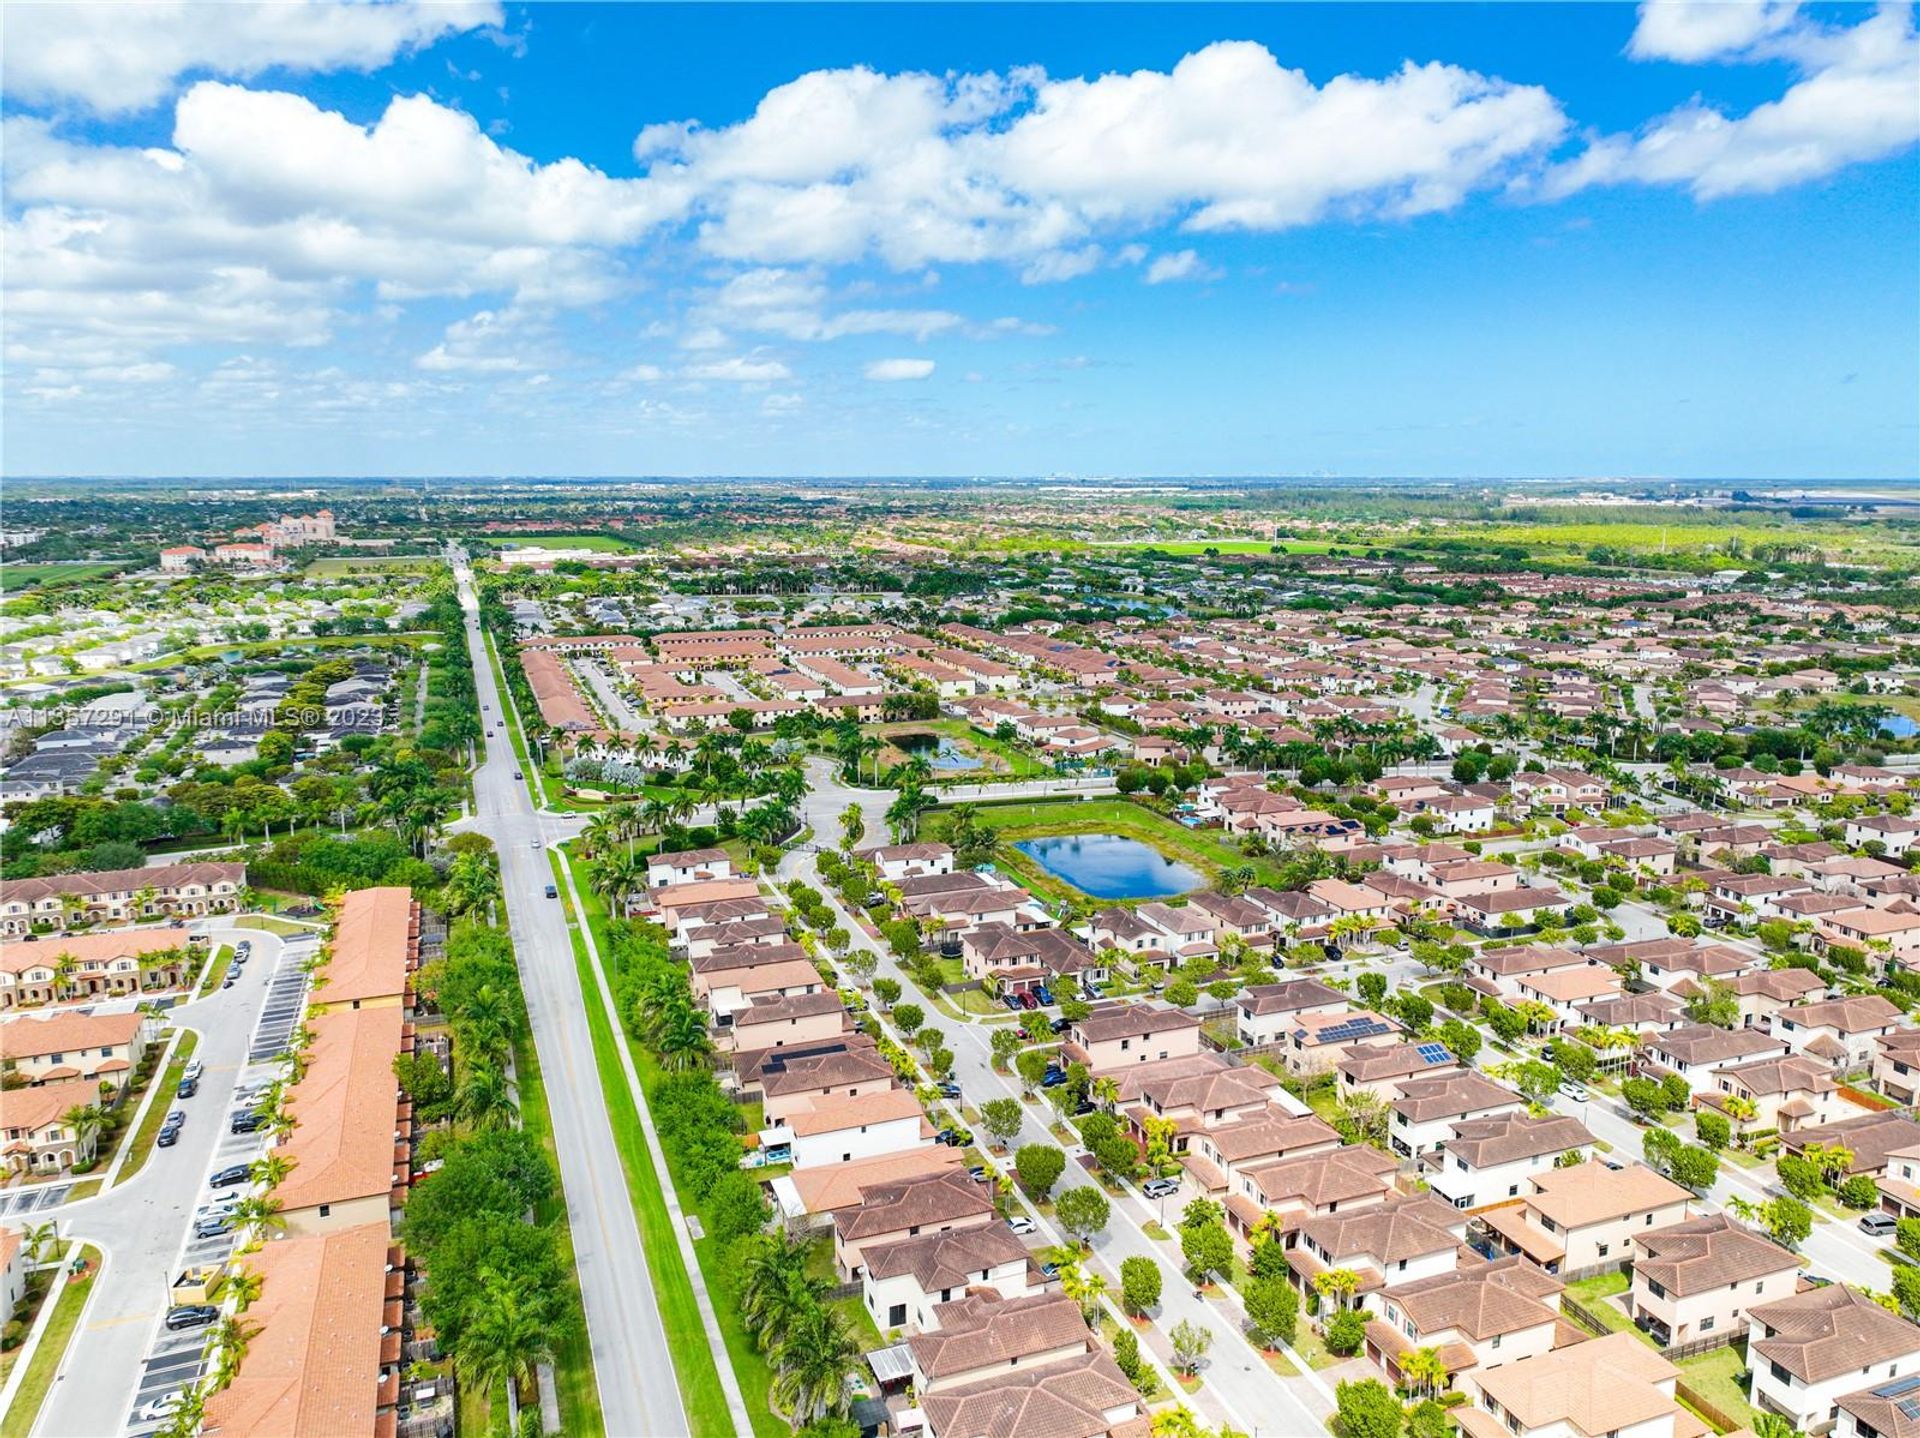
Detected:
[
  {"left": 894, "top": 731, "right": 983, "bottom": 771},
  {"left": 1014, "top": 833, "right": 1202, "bottom": 900},
  {"left": 1881, "top": 715, "right": 1918, "bottom": 738}
]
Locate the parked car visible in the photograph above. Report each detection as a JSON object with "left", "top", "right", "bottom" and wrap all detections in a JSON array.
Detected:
[
  {"left": 936, "top": 1081, "right": 962, "bottom": 1099},
  {"left": 164, "top": 1305, "right": 219, "bottom": 1331},
  {"left": 209, "top": 1165, "right": 252, "bottom": 1189},
  {"left": 229, "top": 1110, "right": 266, "bottom": 1135},
  {"left": 176, "top": 1077, "right": 198, "bottom": 1100},
  {"left": 1049, "top": 1017, "right": 1071, "bottom": 1035},
  {"left": 136, "top": 1394, "right": 185, "bottom": 1423},
  {"left": 1007, "top": 1216, "right": 1037, "bottom": 1236},
  {"left": 1002, "top": 993, "right": 1023, "bottom": 1012},
  {"left": 1013, "top": 1026, "right": 1031, "bottom": 1041},
  {"left": 1039, "top": 1260, "right": 1060, "bottom": 1279},
  {"left": 1033, "top": 985, "right": 1054, "bottom": 1006},
  {"left": 1018, "top": 991, "right": 1039, "bottom": 1011},
  {"left": 1557, "top": 1082, "right": 1590, "bottom": 1103},
  {"left": 183, "top": 1059, "right": 204, "bottom": 1083},
  {"left": 936, "top": 1128, "right": 974, "bottom": 1148},
  {"left": 1861, "top": 1213, "right": 1898, "bottom": 1237},
  {"left": 193, "top": 1215, "right": 233, "bottom": 1239},
  {"left": 545, "top": 884, "right": 558, "bottom": 899},
  {"left": 1141, "top": 1177, "right": 1181, "bottom": 1200},
  {"left": 1041, "top": 1068, "right": 1068, "bottom": 1088},
  {"left": 967, "top": 1165, "right": 989, "bottom": 1183},
  {"left": 156, "top": 1125, "right": 182, "bottom": 1149},
  {"left": 201, "top": 1192, "right": 242, "bottom": 1216}
]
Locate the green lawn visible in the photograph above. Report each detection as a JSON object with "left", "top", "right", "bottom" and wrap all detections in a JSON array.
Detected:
[
  {"left": 0, "top": 1244, "right": 100, "bottom": 1438},
  {"left": 197, "top": 944, "right": 235, "bottom": 997},
  {"left": 1675, "top": 1345, "right": 1758, "bottom": 1432},
  {"left": 303, "top": 556, "right": 441, "bottom": 577},
  {"left": 0, "top": 562, "right": 135, "bottom": 591},
  {"left": 231, "top": 915, "right": 311, "bottom": 936},
  {"left": 551, "top": 853, "right": 763, "bottom": 1438},
  {"left": 476, "top": 534, "right": 635, "bottom": 552},
  {"left": 511, "top": 1032, "right": 607, "bottom": 1438},
  {"left": 115, "top": 1030, "right": 198, "bottom": 1186},
  {"left": 1565, "top": 1271, "right": 1630, "bottom": 1300},
  {"left": 924, "top": 797, "right": 1271, "bottom": 897}
]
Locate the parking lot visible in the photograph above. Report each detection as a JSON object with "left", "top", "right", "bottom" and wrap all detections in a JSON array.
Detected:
[{"left": 26, "top": 924, "right": 314, "bottom": 1438}]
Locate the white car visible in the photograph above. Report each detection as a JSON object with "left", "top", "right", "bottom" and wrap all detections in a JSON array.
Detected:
[
  {"left": 1007, "top": 1216, "right": 1037, "bottom": 1236},
  {"left": 1557, "top": 1082, "right": 1590, "bottom": 1103},
  {"left": 136, "top": 1392, "right": 184, "bottom": 1422}
]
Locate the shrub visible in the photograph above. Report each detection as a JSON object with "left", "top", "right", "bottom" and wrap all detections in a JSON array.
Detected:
[{"left": 1324, "top": 1307, "right": 1368, "bottom": 1356}]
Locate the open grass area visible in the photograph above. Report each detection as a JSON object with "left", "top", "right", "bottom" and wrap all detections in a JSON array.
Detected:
[
  {"left": 302, "top": 556, "right": 441, "bottom": 577},
  {"left": 1675, "top": 1344, "right": 1758, "bottom": 1432},
  {"left": 1566, "top": 1271, "right": 1630, "bottom": 1300},
  {"left": 925, "top": 796, "right": 1275, "bottom": 899},
  {"left": 1097, "top": 538, "right": 1336, "bottom": 556},
  {"left": 477, "top": 534, "right": 635, "bottom": 552},
  {"left": 0, "top": 562, "right": 137, "bottom": 591},
  {"left": 127, "top": 631, "right": 434, "bottom": 670},
  {"left": 0, "top": 1243, "right": 100, "bottom": 1438},
  {"left": 551, "top": 852, "right": 762, "bottom": 1438},
  {"left": 877, "top": 718, "right": 1051, "bottom": 778},
  {"left": 512, "top": 1032, "right": 607, "bottom": 1438},
  {"left": 114, "top": 1030, "right": 198, "bottom": 1187}
]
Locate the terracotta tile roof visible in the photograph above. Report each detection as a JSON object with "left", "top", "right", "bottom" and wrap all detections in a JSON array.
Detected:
[
  {"left": 1244, "top": 1145, "right": 1396, "bottom": 1209},
  {"left": 907, "top": 1291, "right": 1087, "bottom": 1381},
  {"left": 321, "top": 886, "right": 415, "bottom": 1006},
  {"left": 0, "top": 927, "right": 192, "bottom": 978},
  {"left": 864, "top": 1222, "right": 1028, "bottom": 1292},
  {"left": 918, "top": 1348, "right": 1141, "bottom": 1438},
  {"left": 1390, "top": 1071, "right": 1524, "bottom": 1124},
  {"left": 1838, "top": 1376, "right": 1920, "bottom": 1438},
  {"left": 200, "top": 1222, "right": 393, "bottom": 1438},
  {"left": 1749, "top": 1283, "right": 1920, "bottom": 1384},
  {"left": 1525, "top": 1160, "right": 1690, "bottom": 1230},
  {"left": 779, "top": 1087, "right": 924, "bottom": 1137},
  {"left": 0, "top": 1009, "right": 147, "bottom": 1062},
  {"left": 1298, "top": 1194, "right": 1463, "bottom": 1267},
  {"left": 0, "top": 861, "right": 244, "bottom": 904},
  {"left": 834, "top": 1167, "right": 993, "bottom": 1241},
  {"left": 1783, "top": 1113, "right": 1920, "bottom": 1174},
  {"left": 276, "top": 1005, "right": 407, "bottom": 1214},
  {"left": 1443, "top": 1113, "right": 1593, "bottom": 1169},
  {"left": 1633, "top": 1214, "right": 1798, "bottom": 1297},
  {"left": 1389, "top": 1263, "right": 1561, "bottom": 1342},
  {"left": 783, "top": 1147, "right": 961, "bottom": 1215},
  {"left": 1473, "top": 1331, "right": 1680, "bottom": 1434},
  {"left": 1071, "top": 1003, "right": 1200, "bottom": 1046}
]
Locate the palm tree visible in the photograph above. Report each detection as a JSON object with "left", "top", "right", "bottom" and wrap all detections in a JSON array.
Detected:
[
  {"left": 21, "top": 1221, "right": 58, "bottom": 1266},
  {"left": 157, "top": 1383, "right": 207, "bottom": 1438},
  {"left": 1313, "top": 1268, "right": 1360, "bottom": 1313},
  {"left": 1059, "top": 1262, "right": 1107, "bottom": 1327},
  {"left": 735, "top": 1235, "right": 820, "bottom": 1353},
  {"left": 61, "top": 1104, "right": 103, "bottom": 1156},
  {"left": 452, "top": 1267, "right": 568, "bottom": 1412},
  {"left": 455, "top": 1063, "right": 516, "bottom": 1132},
  {"left": 1401, "top": 1346, "right": 1450, "bottom": 1401},
  {"left": 771, "top": 1302, "right": 860, "bottom": 1428},
  {"left": 232, "top": 1195, "right": 287, "bottom": 1236},
  {"left": 224, "top": 1268, "right": 266, "bottom": 1312},
  {"left": 250, "top": 1152, "right": 297, "bottom": 1189},
  {"left": 655, "top": 1002, "right": 713, "bottom": 1073},
  {"left": 209, "top": 1315, "right": 262, "bottom": 1390}
]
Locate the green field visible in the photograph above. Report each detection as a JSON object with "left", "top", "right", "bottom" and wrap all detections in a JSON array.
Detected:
[
  {"left": 303, "top": 555, "right": 441, "bottom": 577},
  {"left": 0, "top": 561, "right": 136, "bottom": 591},
  {"left": 1097, "top": 538, "right": 1336, "bottom": 555},
  {"left": 477, "top": 534, "right": 635, "bottom": 552},
  {"left": 925, "top": 796, "right": 1278, "bottom": 899}
]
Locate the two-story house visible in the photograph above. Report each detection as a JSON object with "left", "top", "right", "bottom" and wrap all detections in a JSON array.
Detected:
[
  {"left": 1478, "top": 1161, "right": 1691, "bottom": 1277},
  {"left": 1388, "top": 1071, "right": 1527, "bottom": 1160},
  {"left": 862, "top": 1223, "right": 1036, "bottom": 1333},
  {"left": 1747, "top": 1284, "right": 1920, "bottom": 1434},
  {"left": 1427, "top": 1113, "right": 1594, "bottom": 1213},
  {"left": 1628, "top": 1213, "right": 1799, "bottom": 1349}
]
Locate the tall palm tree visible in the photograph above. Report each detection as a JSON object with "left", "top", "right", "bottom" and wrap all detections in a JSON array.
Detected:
[
  {"left": 655, "top": 1002, "right": 713, "bottom": 1073},
  {"left": 1401, "top": 1346, "right": 1450, "bottom": 1401},
  {"left": 771, "top": 1303, "right": 860, "bottom": 1428},
  {"left": 455, "top": 1063, "right": 516, "bottom": 1132},
  {"left": 61, "top": 1104, "right": 103, "bottom": 1156},
  {"left": 209, "top": 1315, "right": 263, "bottom": 1391},
  {"left": 232, "top": 1196, "right": 287, "bottom": 1236},
  {"left": 21, "top": 1221, "right": 58, "bottom": 1266},
  {"left": 224, "top": 1268, "right": 266, "bottom": 1313},
  {"left": 250, "top": 1152, "right": 297, "bottom": 1189},
  {"left": 452, "top": 1268, "right": 567, "bottom": 1411}
]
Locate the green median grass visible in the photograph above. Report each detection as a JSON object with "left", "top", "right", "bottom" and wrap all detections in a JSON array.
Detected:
[
  {"left": 1, "top": 1243, "right": 101, "bottom": 1438},
  {"left": 548, "top": 852, "right": 749, "bottom": 1438},
  {"left": 115, "top": 1030, "right": 199, "bottom": 1187}
]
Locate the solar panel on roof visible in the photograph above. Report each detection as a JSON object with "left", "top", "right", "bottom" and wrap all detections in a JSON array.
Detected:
[
  {"left": 1899, "top": 1398, "right": 1920, "bottom": 1422},
  {"left": 1876, "top": 1375, "right": 1920, "bottom": 1400},
  {"left": 1416, "top": 1043, "right": 1453, "bottom": 1064}
]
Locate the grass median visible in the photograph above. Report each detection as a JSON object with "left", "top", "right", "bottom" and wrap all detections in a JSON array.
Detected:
[
  {"left": 115, "top": 1030, "right": 199, "bottom": 1187},
  {"left": 548, "top": 851, "right": 747, "bottom": 1437}
]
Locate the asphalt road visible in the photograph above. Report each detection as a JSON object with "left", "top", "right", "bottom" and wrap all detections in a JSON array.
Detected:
[
  {"left": 449, "top": 549, "right": 695, "bottom": 1438},
  {"left": 31, "top": 924, "right": 314, "bottom": 1438}
]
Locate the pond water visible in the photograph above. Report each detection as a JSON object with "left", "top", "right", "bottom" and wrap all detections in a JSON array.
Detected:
[
  {"left": 894, "top": 731, "right": 983, "bottom": 771},
  {"left": 1880, "top": 715, "right": 1918, "bottom": 738},
  {"left": 1014, "top": 833, "right": 1203, "bottom": 900}
]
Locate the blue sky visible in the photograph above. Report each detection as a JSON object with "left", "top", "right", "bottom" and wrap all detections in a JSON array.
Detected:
[{"left": 3, "top": 2, "right": 1916, "bottom": 479}]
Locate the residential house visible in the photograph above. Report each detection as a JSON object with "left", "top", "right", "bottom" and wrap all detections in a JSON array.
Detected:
[
  {"left": 1286, "top": 1194, "right": 1466, "bottom": 1306},
  {"left": 832, "top": 1168, "right": 996, "bottom": 1282},
  {"left": 1452, "top": 1332, "right": 1690, "bottom": 1438},
  {"left": 906, "top": 1290, "right": 1091, "bottom": 1393},
  {"left": 0, "top": 861, "right": 246, "bottom": 935},
  {"left": 1699, "top": 1055, "right": 1843, "bottom": 1135},
  {"left": 1427, "top": 1113, "right": 1595, "bottom": 1213},
  {"left": 762, "top": 1088, "right": 931, "bottom": 1169},
  {"left": 1477, "top": 1161, "right": 1691, "bottom": 1276},
  {"left": 1774, "top": 994, "right": 1907, "bottom": 1070},
  {"left": 1628, "top": 1213, "right": 1799, "bottom": 1349},
  {"left": 273, "top": 1004, "right": 410, "bottom": 1236},
  {"left": 1367, "top": 1260, "right": 1565, "bottom": 1400},
  {"left": 0, "top": 1009, "right": 154, "bottom": 1089},
  {"left": 1061, "top": 1004, "right": 1201, "bottom": 1071},
  {"left": 1747, "top": 1283, "right": 1920, "bottom": 1434},
  {"left": 862, "top": 1222, "right": 1036, "bottom": 1334},
  {"left": 1642, "top": 1025, "right": 1791, "bottom": 1095},
  {"left": 1389, "top": 1071, "right": 1527, "bottom": 1160},
  {"left": 1233, "top": 978, "right": 1346, "bottom": 1048}
]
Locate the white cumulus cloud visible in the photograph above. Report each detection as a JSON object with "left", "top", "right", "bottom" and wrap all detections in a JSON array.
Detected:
[
  {"left": 1143, "top": 250, "right": 1222, "bottom": 284},
  {"left": 1, "top": 0, "right": 503, "bottom": 115},
  {"left": 685, "top": 356, "right": 792, "bottom": 382},
  {"left": 865, "top": 357, "right": 936, "bottom": 381},
  {"left": 1547, "top": 4, "right": 1920, "bottom": 199}
]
